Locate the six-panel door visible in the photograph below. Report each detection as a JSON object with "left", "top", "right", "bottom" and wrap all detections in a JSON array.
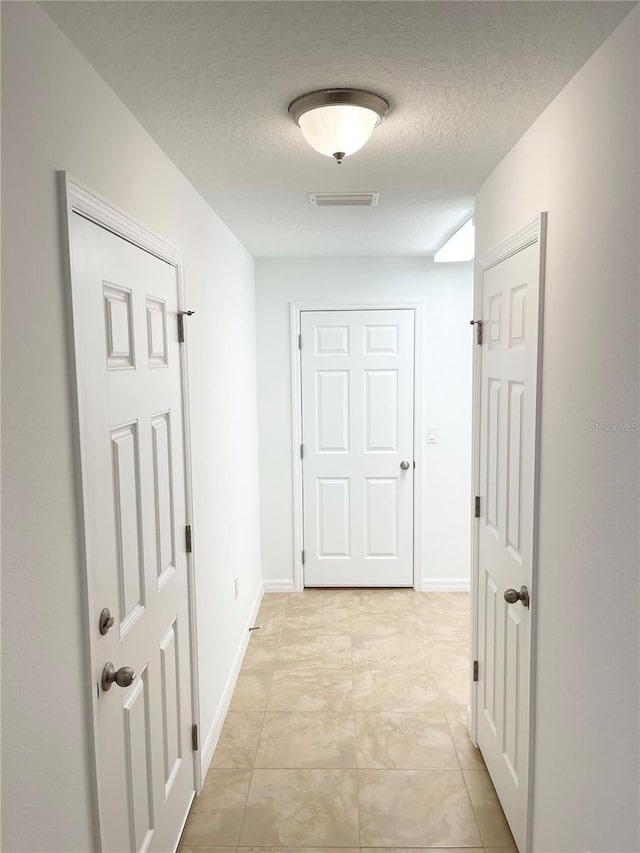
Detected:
[
  {"left": 71, "top": 214, "right": 195, "bottom": 852},
  {"left": 301, "top": 310, "right": 415, "bottom": 587},
  {"left": 477, "top": 241, "right": 541, "bottom": 850}
]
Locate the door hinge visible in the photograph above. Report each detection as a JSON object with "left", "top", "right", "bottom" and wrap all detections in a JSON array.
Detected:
[
  {"left": 192, "top": 723, "right": 199, "bottom": 751},
  {"left": 178, "top": 310, "right": 195, "bottom": 344},
  {"left": 301, "top": 549, "right": 305, "bottom": 565},
  {"left": 474, "top": 496, "right": 480, "bottom": 518},
  {"left": 185, "top": 524, "right": 193, "bottom": 553},
  {"left": 300, "top": 443, "right": 304, "bottom": 459},
  {"left": 473, "top": 660, "right": 479, "bottom": 682},
  {"left": 470, "top": 319, "right": 483, "bottom": 345},
  {"left": 298, "top": 333, "right": 302, "bottom": 350}
]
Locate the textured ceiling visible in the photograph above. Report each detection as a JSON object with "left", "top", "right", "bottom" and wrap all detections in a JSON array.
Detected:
[{"left": 44, "top": 1, "right": 633, "bottom": 257}]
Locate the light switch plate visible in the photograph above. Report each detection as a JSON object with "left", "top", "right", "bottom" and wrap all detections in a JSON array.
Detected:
[{"left": 427, "top": 427, "right": 438, "bottom": 444}]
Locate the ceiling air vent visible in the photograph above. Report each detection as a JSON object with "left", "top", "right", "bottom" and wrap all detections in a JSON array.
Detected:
[{"left": 308, "top": 192, "right": 380, "bottom": 207}]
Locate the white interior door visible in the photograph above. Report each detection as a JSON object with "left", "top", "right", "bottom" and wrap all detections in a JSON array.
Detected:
[
  {"left": 300, "top": 309, "right": 415, "bottom": 587},
  {"left": 476, "top": 229, "right": 544, "bottom": 851},
  {"left": 70, "top": 213, "right": 195, "bottom": 852}
]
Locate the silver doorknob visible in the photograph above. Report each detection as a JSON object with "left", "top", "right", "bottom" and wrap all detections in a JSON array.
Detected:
[
  {"left": 101, "top": 662, "right": 136, "bottom": 692},
  {"left": 400, "top": 461, "right": 411, "bottom": 470},
  {"left": 504, "top": 586, "right": 530, "bottom": 608}
]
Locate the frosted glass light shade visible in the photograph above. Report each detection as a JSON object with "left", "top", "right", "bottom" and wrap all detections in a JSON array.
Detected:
[
  {"left": 289, "top": 89, "right": 390, "bottom": 164},
  {"left": 298, "top": 104, "right": 380, "bottom": 160}
]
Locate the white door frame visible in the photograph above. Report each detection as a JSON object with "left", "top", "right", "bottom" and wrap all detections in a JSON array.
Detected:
[
  {"left": 290, "top": 300, "right": 426, "bottom": 593},
  {"left": 469, "top": 214, "right": 547, "bottom": 852},
  {"left": 58, "top": 172, "right": 202, "bottom": 847}
]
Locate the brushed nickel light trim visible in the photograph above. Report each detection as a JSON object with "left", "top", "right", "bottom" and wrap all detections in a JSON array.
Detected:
[
  {"left": 288, "top": 88, "right": 390, "bottom": 124},
  {"left": 289, "top": 88, "right": 390, "bottom": 164}
]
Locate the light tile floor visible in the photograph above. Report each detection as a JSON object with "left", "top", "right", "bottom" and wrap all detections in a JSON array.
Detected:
[{"left": 180, "top": 589, "right": 516, "bottom": 852}]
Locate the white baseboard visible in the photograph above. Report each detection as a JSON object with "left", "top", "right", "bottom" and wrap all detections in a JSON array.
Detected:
[
  {"left": 421, "top": 578, "right": 470, "bottom": 592},
  {"left": 265, "top": 578, "right": 469, "bottom": 593},
  {"left": 200, "top": 580, "right": 264, "bottom": 778},
  {"left": 263, "top": 579, "right": 297, "bottom": 593}
]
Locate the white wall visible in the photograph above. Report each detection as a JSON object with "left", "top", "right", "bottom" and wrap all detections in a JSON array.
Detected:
[
  {"left": 475, "top": 9, "right": 639, "bottom": 852},
  {"left": 255, "top": 257, "right": 473, "bottom": 590},
  {"left": 1, "top": 5, "right": 262, "bottom": 850}
]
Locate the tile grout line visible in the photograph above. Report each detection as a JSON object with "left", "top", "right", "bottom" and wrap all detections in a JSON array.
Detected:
[
  {"left": 348, "top": 591, "right": 363, "bottom": 851},
  {"left": 234, "top": 592, "right": 287, "bottom": 848},
  {"left": 460, "top": 762, "right": 488, "bottom": 849},
  {"left": 444, "top": 707, "right": 465, "bottom": 773}
]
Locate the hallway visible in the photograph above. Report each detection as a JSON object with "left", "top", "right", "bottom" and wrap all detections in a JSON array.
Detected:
[{"left": 180, "top": 590, "right": 515, "bottom": 851}]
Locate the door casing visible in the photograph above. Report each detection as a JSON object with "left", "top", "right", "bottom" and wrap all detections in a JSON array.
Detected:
[
  {"left": 469, "top": 214, "right": 547, "bottom": 853},
  {"left": 290, "top": 300, "right": 426, "bottom": 593},
  {"left": 58, "top": 172, "right": 202, "bottom": 848}
]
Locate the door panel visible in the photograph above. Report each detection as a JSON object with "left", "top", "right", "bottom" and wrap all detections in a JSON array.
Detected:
[
  {"left": 316, "top": 370, "right": 350, "bottom": 451},
  {"left": 476, "top": 238, "right": 543, "bottom": 851},
  {"left": 317, "top": 477, "right": 351, "bottom": 557},
  {"left": 365, "top": 478, "right": 398, "bottom": 557},
  {"left": 111, "top": 421, "right": 146, "bottom": 628},
  {"left": 123, "top": 669, "right": 154, "bottom": 853},
  {"left": 70, "top": 213, "right": 194, "bottom": 853},
  {"left": 365, "top": 370, "right": 398, "bottom": 450},
  {"left": 301, "top": 309, "right": 414, "bottom": 587}
]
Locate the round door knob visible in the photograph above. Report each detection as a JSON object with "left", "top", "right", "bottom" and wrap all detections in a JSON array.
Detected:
[
  {"left": 101, "top": 662, "right": 136, "bottom": 692},
  {"left": 504, "top": 586, "right": 530, "bottom": 608},
  {"left": 400, "top": 461, "right": 411, "bottom": 470}
]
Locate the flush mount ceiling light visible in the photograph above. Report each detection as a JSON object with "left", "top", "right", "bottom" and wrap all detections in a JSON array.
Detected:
[{"left": 289, "top": 88, "right": 390, "bottom": 165}]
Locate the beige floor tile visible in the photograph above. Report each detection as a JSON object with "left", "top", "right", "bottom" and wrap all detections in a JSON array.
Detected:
[
  {"left": 249, "top": 613, "right": 284, "bottom": 640},
  {"left": 422, "top": 639, "right": 470, "bottom": 673},
  {"left": 242, "top": 636, "right": 280, "bottom": 669},
  {"left": 180, "top": 848, "right": 235, "bottom": 852},
  {"left": 415, "top": 609, "right": 470, "bottom": 640},
  {"left": 446, "top": 709, "right": 486, "bottom": 770},
  {"left": 260, "top": 592, "right": 290, "bottom": 606},
  {"left": 414, "top": 591, "right": 471, "bottom": 616},
  {"left": 356, "top": 711, "right": 458, "bottom": 769},
  {"left": 353, "top": 668, "right": 441, "bottom": 712},
  {"left": 433, "top": 669, "right": 470, "bottom": 709},
  {"left": 210, "top": 712, "right": 264, "bottom": 769},
  {"left": 181, "top": 769, "right": 251, "bottom": 847},
  {"left": 350, "top": 589, "right": 414, "bottom": 613},
  {"left": 281, "top": 607, "right": 351, "bottom": 638},
  {"left": 484, "top": 848, "right": 518, "bottom": 852},
  {"left": 257, "top": 594, "right": 289, "bottom": 617},
  {"left": 239, "top": 769, "right": 359, "bottom": 847},
  {"left": 352, "top": 633, "right": 426, "bottom": 670},
  {"left": 358, "top": 768, "right": 482, "bottom": 847},
  {"left": 256, "top": 713, "right": 356, "bottom": 768},
  {"left": 267, "top": 668, "right": 353, "bottom": 713},
  {"left": 464, "top": 770, "right": 517, "bottom": 848},
  {"left": 350, "top": 609, "right": 419, "bottom": 638},
  {"left": 286, "top": 589, "right": 351, "bottom": 613},
  {"left": 229, "top": 669, "right": 273, "bottom": 712},
  {"left": 239, "top": 848, "right": 359, "bottom": 853},
  {"left": 277, "top": 633, "right": 351, "bottom": 669},
  {"left": 180, "top": 591, "right": 513, "bottom": 853}
]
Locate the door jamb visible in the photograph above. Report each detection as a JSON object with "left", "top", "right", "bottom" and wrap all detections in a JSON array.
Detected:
[
  {"left": 58, "top": 172, "right": 203, "bottom": 847},
  {"left": 469, "top": 213, "right": 547, "bottom": 852},
  {"left": 290, "top": 300, "right": 426, "bottom": 592}
]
